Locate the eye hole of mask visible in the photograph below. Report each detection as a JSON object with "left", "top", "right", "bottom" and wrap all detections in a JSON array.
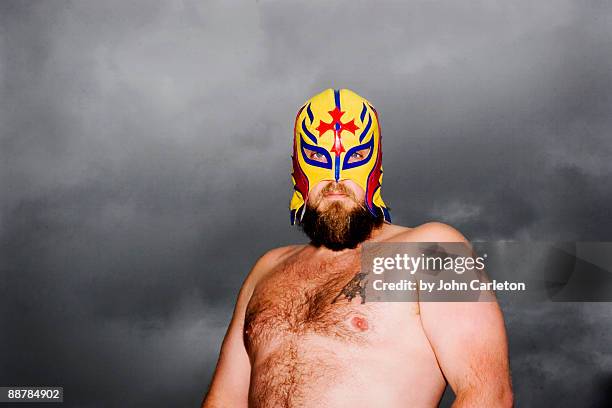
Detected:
[
  {"left": 346, "top": 147, "right": 371, "bottom": 163},
  {"left": 342, "top": 137, "right": 375, "bottom": 170},
  {"left": 300, "top": 136, "right": 332, "bottom": 169},
  {"left": 304, "top": 147, "right": 328, "bottom": 163}
]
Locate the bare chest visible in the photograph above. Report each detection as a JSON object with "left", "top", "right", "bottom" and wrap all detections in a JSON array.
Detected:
[{"left": 244, "top": 254, "right": 377, "bottom": 352}]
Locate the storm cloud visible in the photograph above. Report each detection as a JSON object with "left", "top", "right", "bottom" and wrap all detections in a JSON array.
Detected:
[{"left": 1, "top": 1, "right": 611, "bottom": 406}]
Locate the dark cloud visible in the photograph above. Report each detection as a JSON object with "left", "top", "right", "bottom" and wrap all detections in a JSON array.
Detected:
[{"left": 1, "top": 0, "right": 611, "bottom": 406}]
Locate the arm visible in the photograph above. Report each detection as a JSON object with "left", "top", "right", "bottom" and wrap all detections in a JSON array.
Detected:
[
  {"left": 201, "top": 249, "right": 282, "bottom": 407},
  {"left": 415, "top": 223, "right": 513, "bottom": 407},
  {"left": 201, "top": 278, "right": 252, "bottom": 407}
]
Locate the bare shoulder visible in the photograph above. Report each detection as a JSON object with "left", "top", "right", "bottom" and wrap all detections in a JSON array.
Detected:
[
  {"left": 256, "top": 244, "right": 303, "bottom": 270},
  {"left": 244, "top": 244, "right": 304, "bottom": 288},
  {"left": 384, "top": 221, "right": 469, "bottom": 243},
  {"left": 233, "top": 244, "right": 304, "bottom": 310}
]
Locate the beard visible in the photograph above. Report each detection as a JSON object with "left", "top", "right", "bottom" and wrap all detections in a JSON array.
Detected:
[{"left": 299, "top": 198, "right": 384, "bottom": 251}]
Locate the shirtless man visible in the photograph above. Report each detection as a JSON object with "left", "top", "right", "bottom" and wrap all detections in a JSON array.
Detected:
[{"left": 202, "top": 89, "right": 513, "bottom": 407}]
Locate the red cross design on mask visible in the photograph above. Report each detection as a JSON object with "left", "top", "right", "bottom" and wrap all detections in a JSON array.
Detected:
[{"left": 315, "top": 107, "right": 359, "bottom": 155}]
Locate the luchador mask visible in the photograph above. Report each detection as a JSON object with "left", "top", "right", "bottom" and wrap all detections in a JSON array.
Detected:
[{"left": 290, "top": 88, "right": 391, "bottom": 225}]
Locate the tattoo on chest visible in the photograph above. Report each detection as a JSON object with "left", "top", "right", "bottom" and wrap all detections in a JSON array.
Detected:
[{"left": 332, "top": 272, "right": 368, "bottom": 304}]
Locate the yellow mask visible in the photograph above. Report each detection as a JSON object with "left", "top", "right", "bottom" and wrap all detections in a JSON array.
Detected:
[{"left": 290, "top": 88, "right": 391, "bottom": 225}]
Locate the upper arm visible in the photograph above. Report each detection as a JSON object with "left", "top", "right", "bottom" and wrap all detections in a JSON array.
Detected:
[
  {"left": 202, "top": 247, "right": 291, "bottom": 408},
  {"left": 420, "top": 301, "right": 512, "bottom": 406},
  {"left": 201, "top": 281, "right": 252, "bottom": 407},
  {"left": 412, "top": 223, "right": 513, "bottom": 406}
]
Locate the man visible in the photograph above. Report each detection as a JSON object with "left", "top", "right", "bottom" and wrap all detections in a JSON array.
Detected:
[{"left": 202, "top": 89, "right": 513, "bottom": 407}]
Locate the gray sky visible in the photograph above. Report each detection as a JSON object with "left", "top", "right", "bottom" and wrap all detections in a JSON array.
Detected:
[{"left": 1, "top": 0, "right": 611, "bottom": 406}]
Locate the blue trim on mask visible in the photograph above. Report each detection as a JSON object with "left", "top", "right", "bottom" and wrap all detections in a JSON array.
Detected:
[
  {"left": 382, "top": 206, "right": 391, "bottom": 223},
  {"left": 306, "top": 103, "right": 314, "bottom": 124},
  {"left": 358, "top": 113, "right": 372, "bottom": 143},
  {"left": 300, "top": 136, "right": 332, "bottom": 169},
  {"left": 301, "top": 117, "right": 318, "bottom": 144},
  {"left": 334, "top": 155, "right": 340, "bottom": 181},
  {"left": 342, "top": 136, "right": 374, "bottom": 170},
  {"left": 360, "top": 103, "right": 367, "bottom": 122}
]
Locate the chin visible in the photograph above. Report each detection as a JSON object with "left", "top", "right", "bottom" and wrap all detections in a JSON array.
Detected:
[
  {"left": 320, "top": 200, "right": 352, "bottom": 215},
  {"left": 318, "top": 197, "right": 358, "bottom": 211},
  {"left": 299, "top": 200, "right": 384, "bottom": 251}
]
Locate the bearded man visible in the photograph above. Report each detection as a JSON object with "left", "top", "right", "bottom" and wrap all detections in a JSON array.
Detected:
[{"left": 202, "top": 89, "right": 513, "bottom": 407}]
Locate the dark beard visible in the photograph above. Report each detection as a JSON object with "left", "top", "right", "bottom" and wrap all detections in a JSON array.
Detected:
[{"left": 298, "top": 202, "right": 384, "bottom": 251}]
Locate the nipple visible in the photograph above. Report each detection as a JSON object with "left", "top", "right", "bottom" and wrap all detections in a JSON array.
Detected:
[{"left": 351, "top": 316, "right": 369, "bottom": 331}]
